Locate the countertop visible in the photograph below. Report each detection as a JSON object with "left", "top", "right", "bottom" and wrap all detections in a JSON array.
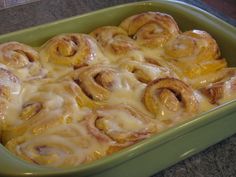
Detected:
[{"left": 0, "top": 0, "right": 236, "bottom": 177}]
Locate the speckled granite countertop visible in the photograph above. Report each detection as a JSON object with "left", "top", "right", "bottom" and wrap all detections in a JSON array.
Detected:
[{"left": 0, "top": 0, "right": 236, "bottom": 177}]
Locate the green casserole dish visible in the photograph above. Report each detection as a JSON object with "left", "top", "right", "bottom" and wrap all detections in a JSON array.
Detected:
[{"left": 0, "top": 0, "right": 236, "bottom": 176}]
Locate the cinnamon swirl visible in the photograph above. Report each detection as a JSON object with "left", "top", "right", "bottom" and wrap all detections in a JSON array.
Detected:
[
  {"left": 143, "top": 78, "right": 198, "bottom": 124},
  {"left": 40, "top": 33, "right": 106, "bottom": 68},
  {"left": 163, "top": 30, "right": 227, "bottom": 87},
  {"left": 84, "top": 104, "right": 157, "bottom": 147},
  {"left": 90, "top": 26, "right": 139, "bottom": 57},
  {"left": 200, "top": 69, "right": 236, "bottom": 104},
  {"left": 118, "top": 58, "right": 176, "bottom": 83},
  {"left": 0, "top": 42, "right": 46, "bottom": 81},
  {"left": 6, "top": 124, "right": 107, "bottom": 167},
  {"left": 1, "top": 80, "right": 81, "bottom": 144},
  {"left": 66, "top": 64, "right": 140, "bottom": 108},
  {"left": 120, "top": 12, "right": 180, "bottom": 48}
]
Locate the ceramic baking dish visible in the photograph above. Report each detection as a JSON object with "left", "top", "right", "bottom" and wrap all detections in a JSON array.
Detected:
[{"left": 0, "top": 1, "right": 236, "bottom": 176}]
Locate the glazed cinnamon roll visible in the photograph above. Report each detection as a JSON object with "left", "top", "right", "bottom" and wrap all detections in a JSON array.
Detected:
[
  {"left": 84, "top": 104, "right": 157, "bottom": 148},
  {"left": 120, "top": 12, "right": 180, "bottom": 48},
  {"left": 118, "top": 58, "right": 176, "bottom": 83},
  {"left": 143, "top": 78, "right": 198, "bottom": 124},
  {"left": 0, "top": 67, "right": 21, "bottom": 141},
  {"left": 0, "top": 42, "right": 46, "bottom": 81},
  {"left": 1, "top": 80, "right": 81, "bottom": 144},
  {"left": 67, "top": 64, "right": 138, "bottom": 108},
  {"left": 6, "top": 124, "right": 107, "bottom": 167},
  {"left": 0, "top": 67, "right": 21, "bottom": 96},
  {"left": 189, "top": 67, "right": 236, "bottom": 89},
  {"left": 0, "top": 67, "right": 21, "bottom": 118},
  {"left": 163, "top": 30, "right": 227, "bottom": 82},
  {"left": 40, "top": 33, "right": 105, "bottom": 68},
  {"left": 200, "top": 69, "right": 236, "bottom": 104},
  {"left": 90, "top": 26, "right": 139, "bottom": 56}
]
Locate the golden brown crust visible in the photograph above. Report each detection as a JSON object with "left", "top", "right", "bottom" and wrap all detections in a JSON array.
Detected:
[
  {"left": 67, "top": 64, "right": 120, "bottom": 108},
  {"left": 5, "top": 124, "right": 107, "bottom": 167},
  {"left": 118, "top": 58, "right": 174, "bottom": 83},
  {"left": 0, "top": 68, "right": 21, "bottom": 95},
  {"left": 164, "top": 30, "right": 220, "bottom": 61},
  {"left": 40, "top": 33, "right": 101, "bottom": 67},
  {"left": 0, "top": 68, "right": 21, "bottom": 121},
  {"left": 0, "top": 67, "right": 22, "bottom": 142},
  {"left": 0, "top": 42, "right": 39, "bottom": 68},
  {"left": 0, "top": 42, "right": 46, "bottom": 80},
  {"left": 90, "top": 26, "right": 139, "bottom": 55},
  {"left": 120, "top": 12, "right": 180, "bottom": 48},
  {"left": 1, "top": 81, "right": 79, "bottom": 144},
  {"left": 200, "top": 71, "right": 236, "bottom": 104},
  {"left": 84, "top": 104, "right": 157, "bottom": 146},
  {"left": 201, "top": 83, "right": 224, "bottom": 104},
  {"left": 163, "top": 30, "right": 226, "bottom": 81},
  {"left": 143, "top": 78, "right": 198, "bottom": 117}
]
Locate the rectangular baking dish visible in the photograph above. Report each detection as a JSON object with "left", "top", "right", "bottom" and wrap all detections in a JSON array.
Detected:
[{"left": 0, "top": 1, "right": 236, "bottom": 177}]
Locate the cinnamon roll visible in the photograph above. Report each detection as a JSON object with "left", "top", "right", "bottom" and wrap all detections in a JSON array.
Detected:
[
  {"left": 0, "top": 67, "right": 21, "bottom": 141},
  {"left": 120, "top": 12, "right": 180, "bottom": 48},
  {"left": 0, "top": 42, "right": 46, "bottom": 81},
  {"left": 1, "top": 80, "right": 81, "bottom": 144},
  {"left": 0, "top": 67, "right": 21, "bottom": 118},
  {"left": 0, "top": 67, "right": 21, "bottom": 96},
  {"left": 40, "top": 33, "right": 105, "bottom": 68},
  {"left": 90, "top": 26, "right": 139, "bottom": 57},
  {"left": 67, "top": 64, "right": 138, "bottom": 108},
  {"left": 84, "top": 104, "right": 157, "bottom": 147},
  {"left": 143, "top": 78, "right": 198, "bottom": 124},
  {"left": 118, "top": 58, "right": 176, "bottom": 83},
  {"left": 200, "top": 69, "right": 236, "bottom": 104},
  {"left": 163, "top": 30, "right": 227, "bottom": 82},
  {"left": 189, "top": 67, "right": 236, "bottom": 89},
  {"left": 6, "top": 124, "right": 107, "bottom": 167}
]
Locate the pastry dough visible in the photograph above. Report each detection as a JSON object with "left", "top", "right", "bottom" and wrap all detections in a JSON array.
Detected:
[
  {"left": 84, "top": 104, "right": 157, "bottom": 146},
  {"left": 163, "top": 30, "right": 227, "bottom": 87},
  {"left": 0, "top": 42, "right": 46, "bottom": 81},
  {"left": 65, "top": 64, "right": 139, "bottom": 108},
  {"left": 143, "top": 78, "right": 198, "bottom": 124},
  {"left": 120, "top": 12, "right": 180, "bottom": 48},
  {"left": 0, "top": 11, "right": 235, "bottom": 168},
  {"left": 6, "top": 123, "right": 108, "bottom": 167},
  {"left": 118, "top": 58, "right": 176, "bottom": 83},
  {"left": 40, "top": 34, "right": 107, "bottom": 69},
  {"left": 90, "top": 26, "right": 139, "bottom": 56}
]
